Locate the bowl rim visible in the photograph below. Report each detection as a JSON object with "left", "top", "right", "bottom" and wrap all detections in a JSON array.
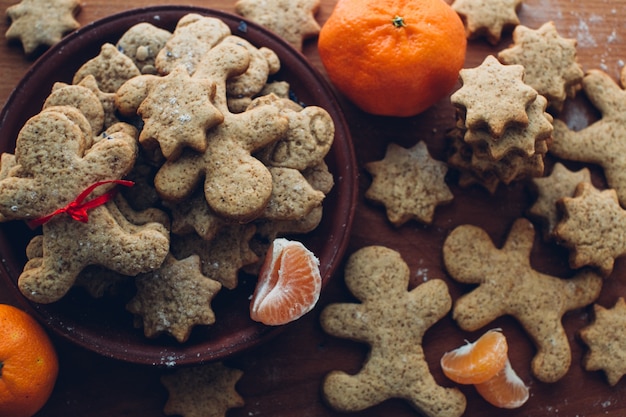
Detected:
[{"left": 0, "top": 5, "right": 357, "bottom": 365}]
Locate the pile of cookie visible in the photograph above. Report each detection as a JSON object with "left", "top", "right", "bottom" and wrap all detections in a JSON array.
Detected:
[{"left": 0, "top": 13, "right": 336, "bottom": 343}]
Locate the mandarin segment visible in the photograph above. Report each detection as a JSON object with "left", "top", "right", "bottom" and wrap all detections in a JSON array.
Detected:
[
  {"left": 250, "top": 238, "right": 322, "bottom": 325},
  {"left": 440, "top": 329, "right": 508, "bottom": 385},
  {"left": 474, "top": 358, "right": 529, "bottom": 409}
]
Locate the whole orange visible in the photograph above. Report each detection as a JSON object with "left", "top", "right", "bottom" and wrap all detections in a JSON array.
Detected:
[
  {"left": 318, "top": 0, "right": 467, "bottom": 117},
  {"left": 0, "top": 304, "right": 59, "bottom": 417}
]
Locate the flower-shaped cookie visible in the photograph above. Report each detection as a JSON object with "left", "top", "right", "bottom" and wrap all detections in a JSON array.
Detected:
[
  {"left": 0, "top": 107, "right": 170, "bottom": 303},
  {"left": 549, "top": 67, "right": 626, "bottom": 207},
  {"left": 321, "top": 246, "right": 466, "bottom": 417},
  {"left": 443, "top": 218, "right": 603, "bottom": 383}
]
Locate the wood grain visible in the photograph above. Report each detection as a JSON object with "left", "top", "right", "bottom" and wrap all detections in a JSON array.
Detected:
[{"left": 1, "top": 0, "right": 626, "bottom": 416}]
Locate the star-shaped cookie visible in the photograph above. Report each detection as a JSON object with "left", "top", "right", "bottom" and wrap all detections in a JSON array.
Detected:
[
  {"left": 161, "top": 362, "right": 244, "bottom": 417},
  {"left": 451, "top": 55, "right": 537, "bottom": 137},
  {"left": 452, "top": 0, "right": 522, "bottom": 45},
  {"left": 498, "top": 21, "right": 584, "bottom": 111},
  {"left": 5, "top": 0, "right": 81, "bottom": 55},
  {"left": 554, "top": 182, "right": 626, "bottom": 277},
  {"left": 549, "top": 67, "right": 626, "bottom": 207},
  {"left": 321, "top": 246, "right": 466, "bottom": 417},
  {"left": 365, "top": 141, "right": 453, "bottom": 226},
  {"left": 464, "top": 94, "right": 553, "bottom": 161},
  {"left": 126, "top": 254, "right": 222, "bottom": 342},
  {"left": 579, "top": 298, "right": 626, "bottom": 386},
  {"left": 443, "top": 218, "right": 603, "bottom": 382},
  {"left": 235, "top": 0, "right": 321, "bottom": 51},
  {"left": 528, "top": 162, "right": 591, "bottom": 240}
]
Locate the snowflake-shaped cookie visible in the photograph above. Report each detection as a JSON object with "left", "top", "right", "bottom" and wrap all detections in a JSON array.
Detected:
[
  {"left": 549, "top": 67, "right": 626, "bottom": 207},
  {"left": 443, "top": 218, "right": 603, "bottom": 382},
  {"left": 452, "top": 0, "right": 522, "bottom": 45},
  {"left": 554, "top": 181, "right": 626, "bottom": 277},
  {"left": 451, "top": 55, "right": 537, "bottom": 137},
  {"left": 579, "top": 298, "right": 626, "bottom": 386},
  {"left": 321, "top": 246, "right": 466, "bottom": 417},
  {"left": 528, "top": 162, "right": 591, "bottom": 240},
  {"left": 365, "top": 141, "right": 453, "bottom": 226},
  {"left": 5, "top": 0, "right": 80, "bottom": 55},
  {"left": 498, "top": 21, "right": 584, "bottom": 111}
]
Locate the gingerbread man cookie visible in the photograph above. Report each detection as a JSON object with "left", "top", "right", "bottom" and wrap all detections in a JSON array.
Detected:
[
  {"left": 320, "top": 246, "right": 466, "bottom": 417},
  {"left": 0, "top": 107, "right": 170, "bottom": 303},
  {"left": 154, "top": 42, "right": 289, "bottom": 221},
  {"left": 443, "top": 218, "right": 603, "bottom": 382}
]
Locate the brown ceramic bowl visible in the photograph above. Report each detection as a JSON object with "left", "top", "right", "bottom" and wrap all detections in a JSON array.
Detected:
[{"left": 0, "top": 6, "right": 356, "bottom": 366}]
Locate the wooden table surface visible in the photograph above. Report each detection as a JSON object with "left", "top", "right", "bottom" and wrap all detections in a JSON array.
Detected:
[{"left": 1, "top": 0, "right": 626, "bottom": 416}]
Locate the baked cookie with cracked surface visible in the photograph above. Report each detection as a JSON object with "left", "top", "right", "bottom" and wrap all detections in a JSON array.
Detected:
[
  {"left": 498, "top": 21, "right": 584, "bottom": 111},
  {"left": 5, "top": 0, "right": 80, "bottom": 55},
  {"left": 451, "top": 0, "right": 522, "bottom": 45},
  {"left": 365, "top": 141, "right": 453, "bottom": 226}
]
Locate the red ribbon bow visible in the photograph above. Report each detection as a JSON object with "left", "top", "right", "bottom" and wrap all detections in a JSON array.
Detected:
[{"left": 28, "top": 179, "right": 134, "bottom": 228}]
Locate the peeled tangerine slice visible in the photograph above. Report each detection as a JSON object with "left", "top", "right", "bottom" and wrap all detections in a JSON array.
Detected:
[
  {"left": 475, "top": 358, "right": 530, "bottom": 409},
  {"left": 441, "top": 328, "right": 530, "bottom": 409},
  {"left": 440, "top": 328, "right": 509, "bottom": 384},
  {"left": 250, "top": 238, "right": 322, "bottom": 326}
]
